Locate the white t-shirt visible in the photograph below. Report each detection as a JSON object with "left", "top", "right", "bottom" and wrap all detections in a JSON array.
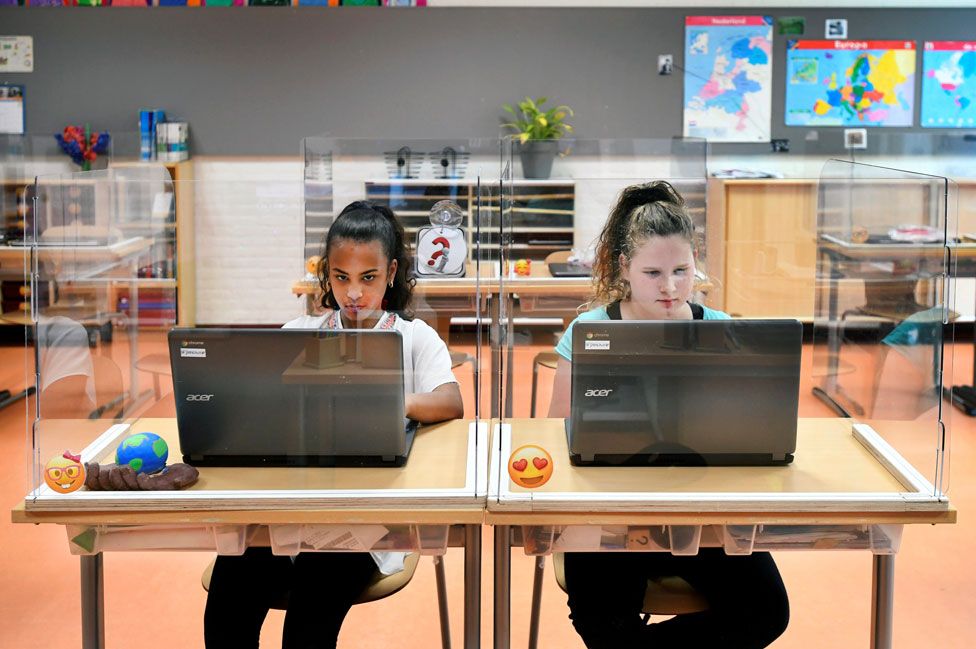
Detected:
[
  {"left": 37, "top": 316, "right": 96, "bottom": 408},
  {"left": 282, "top": 310, "right": 458, "bottom": 575}
]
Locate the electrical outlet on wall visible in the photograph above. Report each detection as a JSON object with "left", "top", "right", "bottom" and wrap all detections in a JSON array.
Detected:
[{"left": 657, "top": 54, "right": 673, "bottom": 76}]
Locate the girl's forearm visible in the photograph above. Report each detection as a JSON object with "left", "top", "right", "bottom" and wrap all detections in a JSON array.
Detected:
[{"left": 405, "top": 384, "right": 464, "bottom": 423}]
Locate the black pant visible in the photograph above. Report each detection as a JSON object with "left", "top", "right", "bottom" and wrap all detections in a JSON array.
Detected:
[
  {"left": 204, "top": 547, "right": 377, "bottom": 649},
  {"left": 564, "top": 549, "right": 789, "bottom": 649}
]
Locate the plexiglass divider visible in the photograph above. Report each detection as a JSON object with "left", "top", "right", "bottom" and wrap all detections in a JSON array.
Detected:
[
  {"left": 23, "top": 142, "right": 492, "bottom": 539},
  {"left": 491, "top": 143, "right": 952, "bottom": 557},
  {"left": 26, "top": 164, "right": 174, "bottom": 497},
  {"left": 299, "top": 138, "right": 497, "bottom": 472},
  {"left": 18, "top": 141, "right": 956, "bottom": 560},
  {"left": 496, "top": 137, "right": 722, "bottom": 498},
  {"left": 813, "top": 159, "right": 955, "bottom": 497}
]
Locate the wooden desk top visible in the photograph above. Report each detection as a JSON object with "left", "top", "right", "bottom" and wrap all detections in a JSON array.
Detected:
[
  {"left": 486, "top": 418, "right": 954, "bottom": 526},
  {"left": 292, "top": 261, "right": 593, "bottom": 299},
  {"left": 14, "top": 417, "right": 487, "bottom": 524},
  {"left": 0, "top": 237, "right": 152, "bottom": 265},
  {"left": 820, "top": 234, "right": 976, "bottom": 261}
]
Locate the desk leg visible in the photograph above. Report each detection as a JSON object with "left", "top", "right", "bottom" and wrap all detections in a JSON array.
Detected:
[
  {"left": 0, "top": 385, "right": 35, "bottom": 410},
  {"left": 870, "top": 554, "right": 894, "bottom": 649},
  {"left": 464, "top": 524, "right": 482, "bottom": 649},
  {"left": 80, "top": 554, "right": 105, "bottom": 649},
  {"left": 490, "top": 296, "right": 501, "bottom": 419},
  {"left": 493, "top": 525, "right": 511, "bottom": 649}
]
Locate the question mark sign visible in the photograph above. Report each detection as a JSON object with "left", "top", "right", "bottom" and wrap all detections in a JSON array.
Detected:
[{"left": 427, "top": 236, "right": 451, "bottom": 270}]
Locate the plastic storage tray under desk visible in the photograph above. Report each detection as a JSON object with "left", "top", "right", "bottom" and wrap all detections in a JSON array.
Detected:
[
  {"left": 64, "top": 522, "right": 451, "bottom": 557},
  {"left": 517, "top": 523, "right": 903, "bottom": 556}
]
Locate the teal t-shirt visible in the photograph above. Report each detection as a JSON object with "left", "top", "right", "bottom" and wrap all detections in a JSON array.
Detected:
[{"left": 554, "top": 303, "right": 731, "bottom": 361}]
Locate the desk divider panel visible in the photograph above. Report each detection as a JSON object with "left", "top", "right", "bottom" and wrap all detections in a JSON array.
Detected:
[
  {"left": 22, "top": 142, "right": 493, "bottom": 545},
  {"left": 813, "top": 159, "right": 956, "bottom": 498},
  {"left": 488, "top": 144, "right": 953, "bottom": 561}
]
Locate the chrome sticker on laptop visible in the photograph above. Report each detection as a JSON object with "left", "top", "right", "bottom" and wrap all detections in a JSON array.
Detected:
[
  {"left": 584, "top": 340, "right": 610, "bottom": 351},
  {"left": 180, "top": 348, "right": 206, "bottom": 358}
]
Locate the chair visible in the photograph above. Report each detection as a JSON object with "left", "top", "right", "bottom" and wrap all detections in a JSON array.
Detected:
[
  {"left": 530, "top": 352, "right": 560, "bottom": 417},
  {"left": 527, "top": 553, "right": 708, "bottom": 649},
  {"left": 135, "top": 352, "right": 172, "bottom": 400},
  {"left": 836, "top": 278, "right": 951, "bottom": 417},
  {"left": 202, "top": 552, "right": 452, "bottom": 649},
  {"left": 450, "top": 350, "right": 474, "bottom": 370}
]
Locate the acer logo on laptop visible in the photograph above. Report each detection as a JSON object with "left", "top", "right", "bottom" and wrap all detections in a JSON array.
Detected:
[
  {"left": 186, "top": 394, "right": 214, "bottom": 402},
  {"left": 583, "top": 389, "right": 613, "bottom": 397}
]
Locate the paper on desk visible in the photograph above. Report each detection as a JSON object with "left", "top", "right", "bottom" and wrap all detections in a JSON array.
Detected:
[
  {"left": 302, "top": 525, "right": 389, "bottom": 551},
  {"left": 866, "top": 261, "right": 897, "bottom": 273}
]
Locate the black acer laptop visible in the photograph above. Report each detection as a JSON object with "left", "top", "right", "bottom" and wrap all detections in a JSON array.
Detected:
[
  {"left": 567, "top": 319, "right": 802, "bottom": 466},
  {"left": 169, "top": 328, "right": 417, "bottom": 467}
]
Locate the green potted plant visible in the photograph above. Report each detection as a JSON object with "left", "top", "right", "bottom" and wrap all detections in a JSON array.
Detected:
[{"left": 502, "top": 97, "right": 573, "bottom": 179}]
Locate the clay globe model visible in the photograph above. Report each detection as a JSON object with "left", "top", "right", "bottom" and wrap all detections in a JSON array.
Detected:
[{"left": 115, "top": 432, "right": 169, "bottom": 475}]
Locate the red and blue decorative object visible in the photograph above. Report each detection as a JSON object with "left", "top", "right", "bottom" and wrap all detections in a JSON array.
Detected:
[{"left": 55, "top": 125, "right": 110, "bottom": 172}]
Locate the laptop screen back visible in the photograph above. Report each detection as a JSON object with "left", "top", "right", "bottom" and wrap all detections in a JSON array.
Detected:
[
  {"left": 568, "top": 319, "right": 802, "bottom": 466},
  {"left": 169, "top": 328, "right": 410, "bottom": 467}
]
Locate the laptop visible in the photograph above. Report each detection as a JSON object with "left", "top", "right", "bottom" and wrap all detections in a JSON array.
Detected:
[
  {"left": 548, "top": 261, "right": 591, "bottom": 278},
  {"left": 169, "top": 328, "right": 417, "bottom": 467},
  {"left": 567, "top": 319, "right": 802, "bottom": 466}
]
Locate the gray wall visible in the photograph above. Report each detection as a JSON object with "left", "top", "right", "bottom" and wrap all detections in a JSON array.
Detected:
[{"left": 2, "top": 7, "right": 975, "bottom": 156}]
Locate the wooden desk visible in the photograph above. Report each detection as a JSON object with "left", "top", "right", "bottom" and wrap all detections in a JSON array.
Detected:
[
  {"left": 706, "top": 178, "right": 976, "bottom": 319},
  {"left": 14, "top": 417, "right": 488, "bottom": 649},
  {"left": 486, "top": 418, "right": 954, "bottom": 649},
  {"left": 815, "top": 236, "right": 976, "bottom": 417},
  {"left": 292, "top": 263, "right": 592, "bottom": 365},
  {"left": 292, "top": 261, "right": 592, "bottom": 311},
  {"left": 0, "top": 237, "right": 153, "bottom": 267}
]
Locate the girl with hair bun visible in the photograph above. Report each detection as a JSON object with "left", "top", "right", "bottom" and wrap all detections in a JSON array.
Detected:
[
  {"left": 549, "top": 181, "right": 790, "bottom": 648},
  {"left": 204, "top": 200, "right": 463, "bottom": 649}
]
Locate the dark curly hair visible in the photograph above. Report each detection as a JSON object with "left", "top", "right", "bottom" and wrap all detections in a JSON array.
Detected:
[
  {"left": 591, "top": 181, "right": 695, "bottom": 306},
  {"left": 318, "top": 200, "right": 416, "bottom": 318}
]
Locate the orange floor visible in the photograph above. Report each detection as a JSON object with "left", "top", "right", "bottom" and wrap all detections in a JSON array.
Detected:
[{"left": 2, "top": 331, "right": 975, "bottom": 648}]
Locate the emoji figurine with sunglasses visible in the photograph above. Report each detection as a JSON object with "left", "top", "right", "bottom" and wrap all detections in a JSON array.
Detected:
[{"left": 44, "top": 450, "right": 86, "bottom": 494}]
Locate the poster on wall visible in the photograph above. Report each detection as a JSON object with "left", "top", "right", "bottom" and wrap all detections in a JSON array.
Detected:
[
  {"left": 683, "top": 16, "right": 773, "bottom": 143},
  {"left": 0, "top": 85, "right": 25, "bottom": 135},
  {"left": 921, "top": 41, "right": 976, "bottom": 129},
  {"left": 785, "top": 40, "right": 916, "bottom": 127}
]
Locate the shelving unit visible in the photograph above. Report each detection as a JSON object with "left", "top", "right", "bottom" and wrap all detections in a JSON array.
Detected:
[
  {"left": 359, "top": 180, "right": 576, "bottom": 262},
  {"left": 102, "top": 160, "right": 195, "bottom": 327},
  {"left": 302, "top": 179, "right": 333, "bottom": 261},
  {"left": 1, "top": 161, "right": 195, "bottom": 332},
  {"left": 0, "top": 179, "right": 35, "bottom": 324}
]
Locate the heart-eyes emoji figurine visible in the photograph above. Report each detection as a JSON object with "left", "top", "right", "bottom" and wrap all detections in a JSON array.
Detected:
[{"left": 508, "top": 444, "right": 553, "bottom": 488}]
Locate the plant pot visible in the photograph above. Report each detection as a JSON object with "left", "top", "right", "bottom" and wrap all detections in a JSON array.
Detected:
[{"left": 519, "top": 140, "right": 558, "bottom": 179}]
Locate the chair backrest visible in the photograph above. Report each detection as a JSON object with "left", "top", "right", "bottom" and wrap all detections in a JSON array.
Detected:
[{"left": 551, "top": 552, "right": 708, "bottom": 616}]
